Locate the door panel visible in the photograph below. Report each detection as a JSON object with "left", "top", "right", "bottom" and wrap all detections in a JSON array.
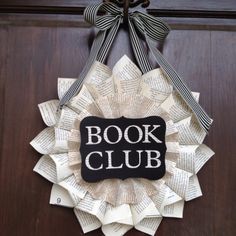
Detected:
[{"left": 1, "top": 0, "right": 236, "bottom": 11}]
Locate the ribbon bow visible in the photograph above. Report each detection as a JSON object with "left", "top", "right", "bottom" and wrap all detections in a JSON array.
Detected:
[{"left": 59, "top": 2, "right": 212, "bottom": 132}]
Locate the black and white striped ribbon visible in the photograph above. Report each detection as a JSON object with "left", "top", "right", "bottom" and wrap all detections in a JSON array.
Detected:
[
  {"left": 130, "top": 12, "right": 213, "bottom": 131},
  {"left": 59, "top": 2, "right": 212, "bottom": 132},
  {"left": 59, "top": 3, "right": 121, "bottom": 108}
]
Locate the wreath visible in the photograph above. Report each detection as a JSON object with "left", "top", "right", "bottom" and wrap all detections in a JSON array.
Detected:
[{"left": 31, "top": 55, "right": 214, "bottom": 235}]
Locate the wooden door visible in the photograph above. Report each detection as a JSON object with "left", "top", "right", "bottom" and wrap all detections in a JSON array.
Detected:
[{"left": 0, "top": 1, "right": 235, "bottom": 235}]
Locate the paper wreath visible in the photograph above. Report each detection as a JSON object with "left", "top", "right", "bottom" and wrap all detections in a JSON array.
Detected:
[{"left": 31, "top": 55, "right": 214, "bottom": 236}]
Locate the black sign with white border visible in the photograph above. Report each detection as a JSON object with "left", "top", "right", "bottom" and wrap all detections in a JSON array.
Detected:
[{"left": 80, "top": 116, "right": 167, "bottom": 182}]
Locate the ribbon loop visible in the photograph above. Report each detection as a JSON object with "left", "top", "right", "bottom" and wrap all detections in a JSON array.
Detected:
[
  {"left": 84, "top": 3, "right": 122, "bottom": 30},
  {"left": 132, "top": 12, "right": 170, "bottom": 41}
]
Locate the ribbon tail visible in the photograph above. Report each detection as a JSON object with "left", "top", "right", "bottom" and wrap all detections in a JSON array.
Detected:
[
  {"left": 97, "top": 18, "right": 121, "bottom": 63},
  {"left": 59, "top": 18, "right": 121, "bottom": 109},
  {"left": 59, "top": 30, "right": 106, "bottom": 108},
  {"left": 145, "top": 36, "right": 213, "bottom": 132},
  {"left": 59, "top": 2, "right": 122, "bottom": 109},
  {"left": 128, "top": 19, "right": 152, "bottom": 73}
]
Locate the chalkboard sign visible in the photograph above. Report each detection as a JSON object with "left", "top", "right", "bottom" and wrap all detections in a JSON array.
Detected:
[{"left": 80, "top": 116, "right": 167, "bottom": 182}]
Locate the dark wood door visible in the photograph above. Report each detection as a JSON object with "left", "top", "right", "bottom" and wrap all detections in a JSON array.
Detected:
[{"left": 0, "top": 1, "right": 235, "bottom": 235}]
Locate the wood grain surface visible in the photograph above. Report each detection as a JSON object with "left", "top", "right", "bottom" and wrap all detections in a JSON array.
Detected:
[
  {"left": 0, "top": 1, "right": 236, "bottom": 236},
  {"left": 1, "top": 0, "right": 236, "bottom": 11}
]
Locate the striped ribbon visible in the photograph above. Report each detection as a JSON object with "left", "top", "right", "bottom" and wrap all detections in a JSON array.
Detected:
[{"left": 59, "top": 2, "right": 213, "bottom": 132}]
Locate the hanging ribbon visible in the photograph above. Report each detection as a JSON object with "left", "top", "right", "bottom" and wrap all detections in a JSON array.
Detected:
[{"left": 59, "top": 2, "right": 213, "bottom": 132}]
